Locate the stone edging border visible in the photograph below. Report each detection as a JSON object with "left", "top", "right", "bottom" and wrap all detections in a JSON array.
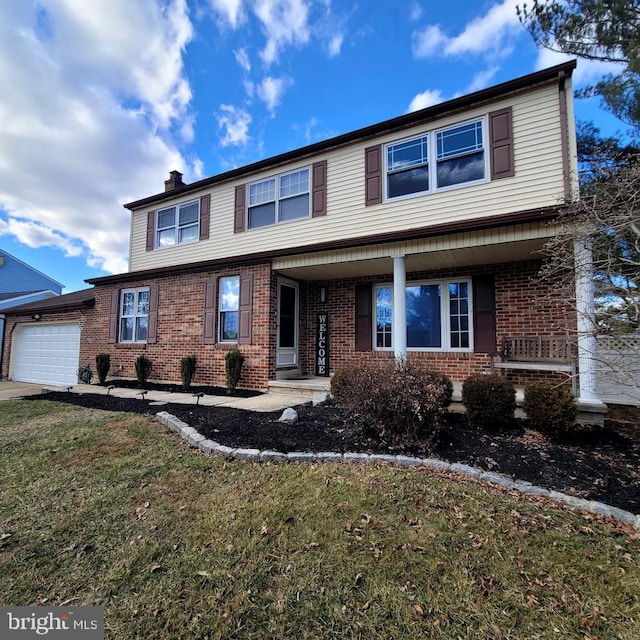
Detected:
[{"left": 155, "top": 411, "right": 640, "bottom": 530}]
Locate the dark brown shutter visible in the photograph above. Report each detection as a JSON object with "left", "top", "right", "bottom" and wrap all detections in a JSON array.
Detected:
[
  {"left": 146, "top": 210, "right": 156, "bottom": 251},
  {"left": 199, "top": 194, "right": 210, "bottom": 241},
  {"left": 203, "top": 278, "right": 217, "bottom": 344},
  {"left": 147, "top": 285, "right": 159, "bottom": 344},
  {"left": 108, "top": 290, "right": 119, "bottom": 343},
  {"left": 365, "top": 145, "right": 383, "bottom": 205},
  {"left": 489, "top": 107, "right": 514, "bottom": 180},
  {"left": 311, "top": 160, "right": 327, "bottom": 217},
  {"left": 473, "top": 274, "right": 496, "bottom": 354},
  {"left": 355, "top": 284, "right": 372, "bottom": 351},
  {"left": 234, "top": 184, "right": 246, "bottom": 233},
  {"left": 238, "top": 274, "right": 253, "bottom": 345}
]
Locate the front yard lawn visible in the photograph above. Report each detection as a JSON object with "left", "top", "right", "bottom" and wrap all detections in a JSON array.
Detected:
[{"left": 1, "top": 400, "right": 638, "bottom": 639}]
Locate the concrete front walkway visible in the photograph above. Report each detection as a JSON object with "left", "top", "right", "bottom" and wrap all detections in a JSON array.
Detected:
[{"left": 0, "top": 381, "right": 317, "bottom": 412}]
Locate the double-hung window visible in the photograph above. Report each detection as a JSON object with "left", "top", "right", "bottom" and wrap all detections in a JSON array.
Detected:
[
  {"left": 156, "top": 200, "right": 199, "bottom": 248},
  {"left": 374, "top": 279, "right": 472, "bottom": 351},
  {"left": 386, "top": 134, "right": 430, "bottom": 199},
  {"left": 119, "top": 288, "right": 149, "bottom": 343},
  {"left": 219, "top": 276, "right": 240, "bottom": 342},
  {"left": 248, "top": 168, "right": 310, "bottom": 228},
  {"left": 385, "top": 118, "right": 486, "bottom": 199},
  {"left": 436, "top": 120, "right": 485, "bottom": 188}
]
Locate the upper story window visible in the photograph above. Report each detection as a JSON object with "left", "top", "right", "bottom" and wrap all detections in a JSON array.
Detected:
[
  {"left": 385, "top": 118, "right": 487, "bottom": 200},
  {"left": 374, "top": 278, "right": 472, "bottom": 351},
  {"left": 248, "top": 168, "right": 310, "bottom": 229},
  {"left": 436, "top": 120, "right": 484, "bottom": 188},
  {"left": 156, "top": 200, "right": 199, "bottom": 248},
  {"left": 119, "top": 287, "right": 149, "bottom": 343},
  {"left": 387, "top": 134, "right": 430, "bottom": 198}
]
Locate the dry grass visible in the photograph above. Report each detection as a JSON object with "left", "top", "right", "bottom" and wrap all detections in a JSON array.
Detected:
[{"left": 1, "top": 399, "right": 639, "bottom": 639}]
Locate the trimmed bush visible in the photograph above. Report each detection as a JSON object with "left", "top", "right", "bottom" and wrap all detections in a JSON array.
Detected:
[
  {"left": 135, "top": 355, "right": 152, "bottom": 389},
  {"left": 180, "top": 355, "right": 198, "bottom": 391},
  {"left": 95, "top": 353, "right": 111, "bottom": 385},
  {"left": 462, "top": 374, "right": 516, "bottom": 430},
  {"left": 331, "top": 360, "right": 453, "bottom": 444},
  {"left": 225, "top": 349, "right": 245, "bottom": 394},
  {"left": 524, "top": 381, "right": 577, "bottom": 437}
]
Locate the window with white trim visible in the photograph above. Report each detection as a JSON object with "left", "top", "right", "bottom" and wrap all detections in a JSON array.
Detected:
[
  {"left": 436, "top": 120, "right": 485, "bottom": 188},
  {"left": 248, "top": 168, "right": 310, "bottom": 228},
  {"left": 385, "top": 118, "right": 486, "bottom": 199},
  {"left": 119, "top": 288, "right": 149, "bottom": 343},
  {"left": 156, "top": 200, "right": 199, "bottom": 248},
  {"left": 219, "top": 276, "right": 240, "bottom": 342},
  {"left": 374, "top": 279, "right": 472, "bottom": 351}
]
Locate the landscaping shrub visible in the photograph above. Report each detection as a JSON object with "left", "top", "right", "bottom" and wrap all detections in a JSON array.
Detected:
[
  {"left": 524, "top": 381, "right": 577, "bottom": 437},
  {"left": 461, "top": 374, "right": 516, "bottom": 430},
  {"left": 331, "top": 360, "right": 453, "bottom": 444},
  {"left": 225, "top": 349, "right": 245, "bottom": 394},
  {"left": 95, "top": 353, "right": 111, "bottom": 385},
  {"left": 180, "top": 355, "right": 198, "bottom": 391},
  {"left": 135, "top": 355, "right": 152, "bottom": 388}
]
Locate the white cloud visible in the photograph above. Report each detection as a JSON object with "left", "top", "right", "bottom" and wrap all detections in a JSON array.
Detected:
[
  {"left": 466, "top": 66, "right": 500, "bottom": 93},
  {"left": 328, "top": 34, "right": 343, "bottom": 57},
  {"left": 191, "top": 158, "right": 205, "bottom": 180},
  {"left": 407, "top": 89, "right": 445, "bottom": 112},
  {"left": 253, "top": 0, "right": 311, "bottom": 65},
  {"left": 413, "top": 0, "right": 521, "bottom": 59},
  {"left": 209, "top": 0, "right": 246, "bottom": 28},
  {"left": 234, "top": 47, "right": 251, "bottom": 72},
  {"left": 217, "top": 104, "right": 252, "bottom": 146},
  {"left": 257, "top": 76, "right": 292, "bottom": 113},
  {"left": 412, "top": 24, "right": 448, "bottom": 58},
  {"left": 535, "top": 47, "right": 624, "bottom": 87},
  {"left": 0, "top": 0, "right": 193, "bottom": 276}
]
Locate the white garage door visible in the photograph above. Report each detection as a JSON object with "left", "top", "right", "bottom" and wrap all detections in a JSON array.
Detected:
[{"left": 12, "top": 323, "right": 81, "bottom": 386}]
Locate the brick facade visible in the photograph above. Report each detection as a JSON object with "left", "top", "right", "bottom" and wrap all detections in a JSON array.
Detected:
[
  {"left": 302, "top": 259, "right": 574, "bottom": 387},
  {"left": 3, "top": 258, "right": 574, "bottom": 390}
]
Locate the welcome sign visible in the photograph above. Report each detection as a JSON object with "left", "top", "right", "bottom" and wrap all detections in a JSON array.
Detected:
[{"left": 316, "top": 313, "right": 329, "bottom": 376}]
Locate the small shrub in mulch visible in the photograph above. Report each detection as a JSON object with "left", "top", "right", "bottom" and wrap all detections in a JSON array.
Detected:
[
  {"left": 524, "top": 381, "right": 577, "bottom": 438},
  {"left": 462, "top": 374, "right": 516, "bottom": 431},
  {"left": 331, "top": 360, "right": 453, "bottom": 445}
]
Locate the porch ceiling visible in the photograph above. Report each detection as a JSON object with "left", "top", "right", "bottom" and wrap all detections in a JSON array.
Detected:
[{"left": 273, "top": 237, "right": 548, "bottom": 281}]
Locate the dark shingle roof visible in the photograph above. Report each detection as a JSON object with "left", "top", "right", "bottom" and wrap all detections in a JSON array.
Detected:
[{"left": 2, "top": 288, "right": 95, "bottom": 315}]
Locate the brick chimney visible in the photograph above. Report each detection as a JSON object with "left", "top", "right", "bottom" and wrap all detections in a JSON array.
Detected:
[{"left": 164, "top": 170, "right": 185, "bottom": 192}]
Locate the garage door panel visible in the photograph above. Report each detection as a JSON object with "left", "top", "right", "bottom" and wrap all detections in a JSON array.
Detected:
[{"left": 13, "top": 324, "right": 81, "bottom": 386}]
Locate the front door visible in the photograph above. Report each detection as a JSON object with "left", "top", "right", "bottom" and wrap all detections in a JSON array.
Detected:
[{"left": 276, "top": 278, "right": 299, "bottom": 368}]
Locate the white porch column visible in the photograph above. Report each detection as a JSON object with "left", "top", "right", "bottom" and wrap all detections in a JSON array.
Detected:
[
  {"left": 393, "top": 255, "right": 407, "bottom": 363},
  {"left": 573, "top": 237, "right": 604, "bottom": 405}
]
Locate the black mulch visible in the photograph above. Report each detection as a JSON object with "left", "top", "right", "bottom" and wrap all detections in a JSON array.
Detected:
[{"left": 29, "top": 382, "right": 640, "bottom": 515}]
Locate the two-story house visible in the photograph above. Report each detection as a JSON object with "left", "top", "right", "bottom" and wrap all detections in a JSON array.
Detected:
[{"left": 1, "top": 60, "right": 604, "bottom": 416}]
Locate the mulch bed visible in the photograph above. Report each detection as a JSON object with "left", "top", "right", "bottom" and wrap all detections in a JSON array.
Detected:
[{"left": 30, "top": 382, "right": 640, "bottom": 515}]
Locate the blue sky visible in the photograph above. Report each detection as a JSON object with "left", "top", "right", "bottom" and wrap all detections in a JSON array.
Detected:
[{"left": 0, "top": 0, "right": 627, "bottom": 293}]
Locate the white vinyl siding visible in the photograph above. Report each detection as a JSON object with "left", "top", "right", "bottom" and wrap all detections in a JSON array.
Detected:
[{"left": 129, "top": 82, "right": 569, "bottom": 272}]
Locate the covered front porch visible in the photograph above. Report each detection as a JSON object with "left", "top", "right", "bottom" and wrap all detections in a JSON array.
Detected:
[{"left": 269, "top": 220, "right": 606, "bottom": 423}]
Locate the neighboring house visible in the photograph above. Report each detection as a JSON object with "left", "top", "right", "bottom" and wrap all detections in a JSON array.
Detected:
[
  {"left": 0, "top": 249, "right": 63, "bottom": 375},
  {"left": 0, "top": 60, "right": 605, "bottom": 416}
]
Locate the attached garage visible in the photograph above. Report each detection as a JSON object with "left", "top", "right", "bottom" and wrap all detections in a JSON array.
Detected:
[{"left": 12, "top": 323, "right": 81, "bottom": 386}]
